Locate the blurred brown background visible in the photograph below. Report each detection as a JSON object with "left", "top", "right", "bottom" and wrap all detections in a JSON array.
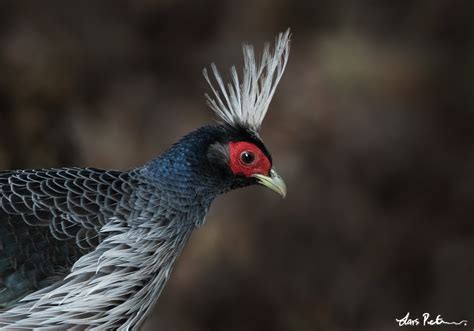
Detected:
[{"left": 0, "top": 1, "right": 473, "bottom": 330}]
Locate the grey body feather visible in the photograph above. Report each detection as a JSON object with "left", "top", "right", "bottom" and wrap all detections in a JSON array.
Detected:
[{"left": 0, "top": 167, "right": 204, "bottom": 329}]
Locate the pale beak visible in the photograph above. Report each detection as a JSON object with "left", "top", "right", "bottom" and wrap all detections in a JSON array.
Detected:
[{"left": 252, "top": 168, "right": 287, "bottom": 198}]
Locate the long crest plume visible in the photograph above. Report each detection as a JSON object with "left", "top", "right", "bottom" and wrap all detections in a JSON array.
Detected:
[{"left": 203, "top": 29, "right": 291, "bottom": 133}]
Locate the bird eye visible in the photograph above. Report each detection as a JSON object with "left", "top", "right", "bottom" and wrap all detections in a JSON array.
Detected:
[{"left": 240, "top": 151, "right": 255, "bottom": 165}]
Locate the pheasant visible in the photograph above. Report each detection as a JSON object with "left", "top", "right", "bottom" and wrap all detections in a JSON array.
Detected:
[{"left": 0, "top": 30, "right": 290, "bottom": 330}]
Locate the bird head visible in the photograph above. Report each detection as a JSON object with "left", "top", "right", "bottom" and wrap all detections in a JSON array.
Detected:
[
  {"left": 145, "top": 30, "right": 290, "bottom": 199},
  {"left": 203, "top": 124, "right": 286, "bottom": 198},
  {"left": 201, "top": 30, "right": 290, "bottom": 198}
]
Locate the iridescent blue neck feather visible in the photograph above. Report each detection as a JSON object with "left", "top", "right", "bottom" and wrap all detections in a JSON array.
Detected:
[{"left": 141, "top": 126, "right": 234, "bottom": 200}]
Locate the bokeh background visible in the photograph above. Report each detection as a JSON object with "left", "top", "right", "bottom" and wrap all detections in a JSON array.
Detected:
[{"left": 0, "top": 1, "right": 473, "bottom": 330}]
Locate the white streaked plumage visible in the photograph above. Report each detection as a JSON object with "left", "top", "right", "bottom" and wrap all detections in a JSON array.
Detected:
[
  {"left": 1, "top": 215, "right": 195, "bottom": 330},
  {"left": 203, "top": 29, "right": 291, "bottom": 133}
]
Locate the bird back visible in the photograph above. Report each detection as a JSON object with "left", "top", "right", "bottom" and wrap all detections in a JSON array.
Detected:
[{"left": 0, "top": 167, "right": 136, "bottom": 308}]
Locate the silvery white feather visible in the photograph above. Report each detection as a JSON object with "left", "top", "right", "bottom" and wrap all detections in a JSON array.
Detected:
[{"left": 203, "top": 29, "right": 291, "bottom": 133}]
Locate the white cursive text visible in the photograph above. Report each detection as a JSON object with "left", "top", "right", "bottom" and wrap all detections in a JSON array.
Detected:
[{"left": 396, "top": 312, "right": 468, "bottom": 327}]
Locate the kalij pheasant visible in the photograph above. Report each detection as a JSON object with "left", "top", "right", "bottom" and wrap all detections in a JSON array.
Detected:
[{"left": 0, "top": 30, "right": 290, "bottom": 330}]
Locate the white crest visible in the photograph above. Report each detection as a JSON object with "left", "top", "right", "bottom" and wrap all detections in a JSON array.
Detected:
[{"left": 203, "top": 29, "right": 291, "bottom": 133}]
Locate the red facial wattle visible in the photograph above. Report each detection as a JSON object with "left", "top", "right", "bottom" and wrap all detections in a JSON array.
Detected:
[{"left": 228, "top": 141, "right": 271, "bottom": 177}]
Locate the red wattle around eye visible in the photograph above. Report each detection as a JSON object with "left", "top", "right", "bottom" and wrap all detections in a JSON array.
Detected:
[{"left": 228, "top": 141, "right": 271, "bottom": 177}]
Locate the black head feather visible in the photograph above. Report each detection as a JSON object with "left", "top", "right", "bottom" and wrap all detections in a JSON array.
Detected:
[{"left": 142, "top": 125, "right": 272, "bottom": 198}]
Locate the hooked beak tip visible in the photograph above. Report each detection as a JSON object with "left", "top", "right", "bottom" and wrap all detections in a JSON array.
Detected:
[{"left": 252, "top": 168, "right": 287, "bottom": 198}]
